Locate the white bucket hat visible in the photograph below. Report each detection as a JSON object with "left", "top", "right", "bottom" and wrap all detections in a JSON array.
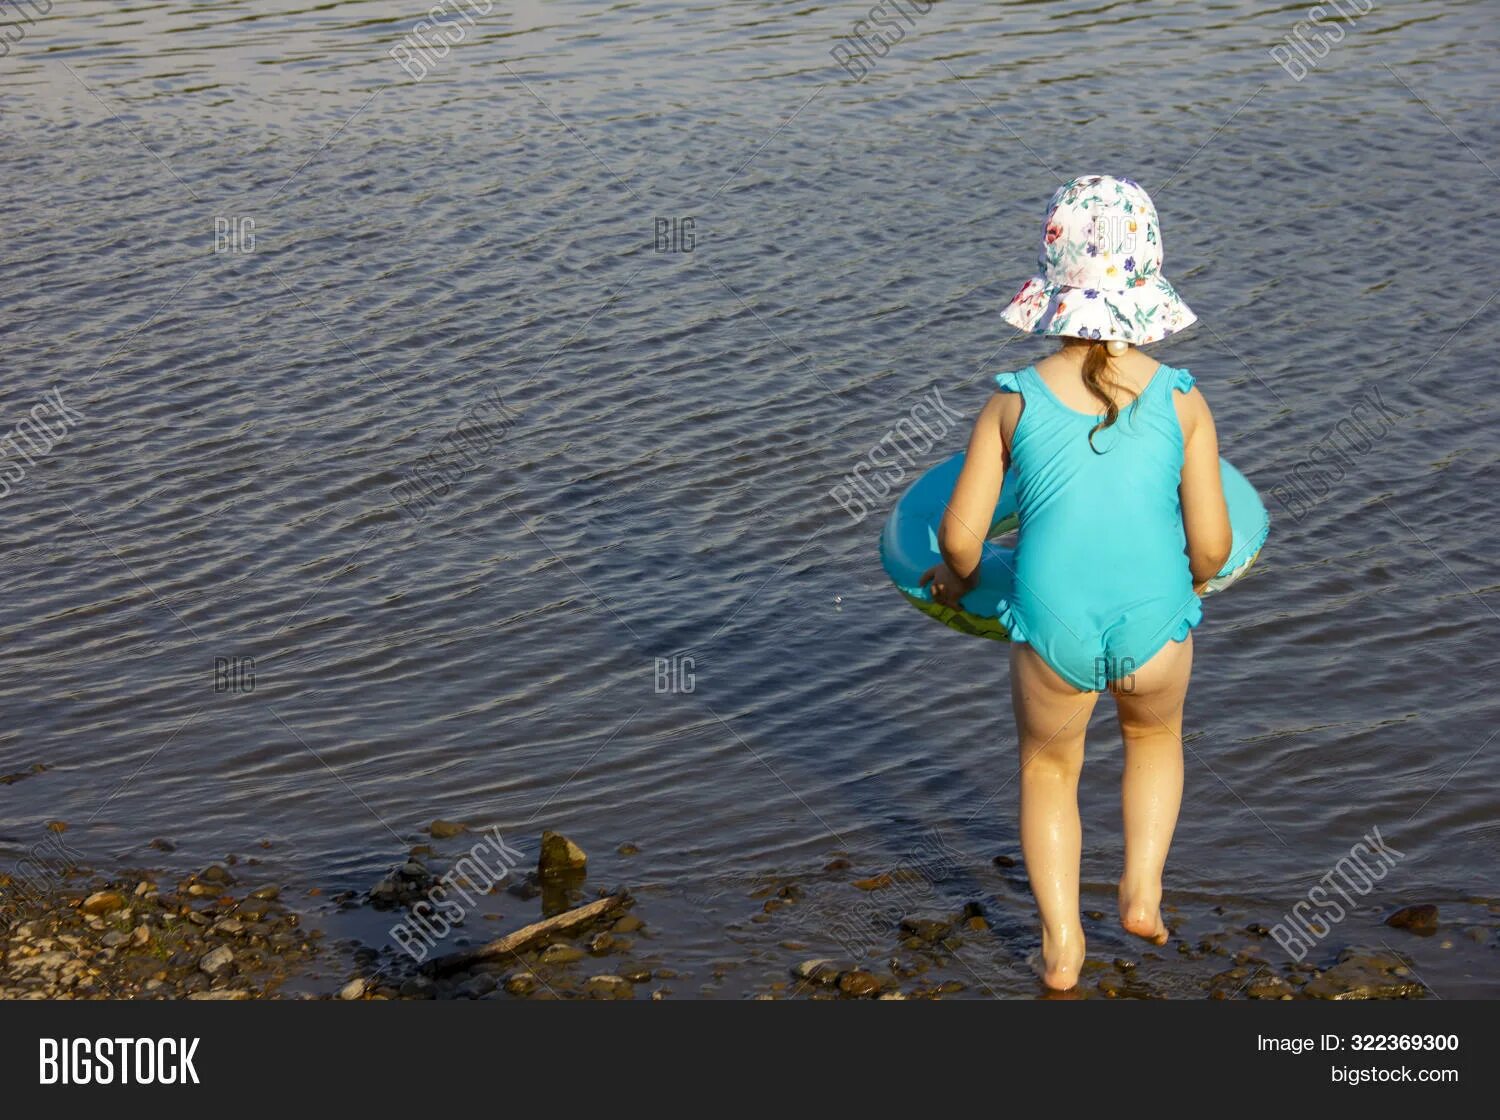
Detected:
[{"left": 1000, "top": 175, "right": 1196, "bottom": 345}]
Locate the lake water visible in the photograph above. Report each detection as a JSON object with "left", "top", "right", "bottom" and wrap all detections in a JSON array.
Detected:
[{"left": 2, "top": 0, "right": 1497, "bottom": 997}]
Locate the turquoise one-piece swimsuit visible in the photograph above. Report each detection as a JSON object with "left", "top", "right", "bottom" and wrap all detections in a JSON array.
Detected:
[{"left": 993, "top": 363, "right": 1202, "bottom": 691}]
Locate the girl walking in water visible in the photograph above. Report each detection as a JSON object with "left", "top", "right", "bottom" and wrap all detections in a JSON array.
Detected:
[{"left": 923, "top": 176, "right": 1232, "bottom": 990}]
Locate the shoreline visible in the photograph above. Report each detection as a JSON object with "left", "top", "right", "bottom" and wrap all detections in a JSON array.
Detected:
[{"left": 3, "top": 836, "right": 1493, "bottom": 1000}]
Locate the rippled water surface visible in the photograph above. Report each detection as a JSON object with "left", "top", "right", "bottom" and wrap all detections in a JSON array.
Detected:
[{"left": 2, "top": 0, "right": 1497, "bottom": 997}]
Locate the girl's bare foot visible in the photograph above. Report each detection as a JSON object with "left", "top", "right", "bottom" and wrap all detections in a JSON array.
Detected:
[
  {"left": 1037, "top": 924, "right": 1086, "bottom": 990},
  {"left": 1118, "top": 883, "right": 1170, "bottom": 945}
]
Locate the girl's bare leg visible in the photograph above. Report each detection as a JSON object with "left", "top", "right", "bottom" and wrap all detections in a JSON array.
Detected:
[
  {"left": 1010, "top": 643, "right": 1099, "bottom": 990},
  {"left": 1111, "top": 634, "right": 1193, "bottom": 944}
]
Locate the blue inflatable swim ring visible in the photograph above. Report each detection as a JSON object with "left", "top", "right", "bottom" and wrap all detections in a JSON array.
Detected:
[{"left": 879, "top": 454, "right": 1269, "bottom": 640}]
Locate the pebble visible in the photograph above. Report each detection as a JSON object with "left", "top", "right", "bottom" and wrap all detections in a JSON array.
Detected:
[
  {"left": 504, "top": 972, "right": 539, "bottom": 996},
  {"left": 838, "top": 970, "right": 881, "bottom": 997},
  {"left": 852, "top": 874, "right": 893, "bottom": 891},
  {"left": 339, "top": 978, "right": 369, "bottom": 1000},
  {"left": 899, "top": 917, "right": 953, "bottom": 942},
  {"left": 791, "top": 958, "right": 850, "bottom": 985},
  {"left": 1303, "top": 955, "right": 1424, "bottom": 1000},
  {"left": 81, "top": 891, "right": 126, "bottom": 916},
  {"left": 584, "top": 975, "right": 634, "bottom": 999},
  {"left": 199, "top": 946, "right": 234, "bottom": 975},
  {"left": 429, "top": 819, "right": 467, "bottom": 839},
  {"left": 1385, "top": 904, "right": 1439, "bottom": 935},
  {"left": 1245, "top": 975, "right": 1295, "bottom": 1000}
]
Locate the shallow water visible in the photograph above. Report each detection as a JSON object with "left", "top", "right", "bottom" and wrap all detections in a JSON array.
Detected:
[{"left": 1, "top": 0, "right": 1497, "bottom": 997}]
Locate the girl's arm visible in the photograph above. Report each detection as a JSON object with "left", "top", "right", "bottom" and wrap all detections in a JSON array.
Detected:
[
  {"left": 923, "top": 393, "right": 1009, "bottom": 606},
  {"left": 1177, "top": 388, "right": 1232, "bottom": 588}
]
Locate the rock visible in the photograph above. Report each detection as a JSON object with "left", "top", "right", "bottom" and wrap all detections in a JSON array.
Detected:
[
  {"left": 199, "top": 865, "right": 234, "bottom": 885},
  {"left": 237, "top": 898, "right": 276, "bottom": 920},
  {"left": 149, "top": 838, "right": 175, "bottom": 852},
  {"left": 339, "top": 978, "right": 368, "bottom": 1000},
  {"left": 399, "top": 976, "right": 435, "bottom": 998},
  {"left": 248, "top": 885, "right": 280, "bottom": 901},
  {"left": 187, "top": 990, "right": 249, "bottom": 1000},
  {"left": 539, "top": 944, "right": 585, "bottom": 965},
  {"left": 46, "top": 820, "right": 67, "bottom": 833},
  {"left": 458, "top": 973, "right": 497, "bottom": 998},
  {"left": 899, "top": 916, "right": 953, "bottom": 942},
  {"left": 538, "top": 831, "right": 587, "bottom": 878},
  {"left": 791, "top": 958, "right": 850, "bottom": 986},
  {"left": 11, "top": 951, "right": 72, "bottom": 973},
  {"left": 506, "top": 875, "right": 542, "bottom": 901},
  {"left": 199, "top": 946, "right": 234, "bottom": 975},
  {"left": 1303, "top": 954, "right": 1424, "bottom": 1000},
  {"left": 621, "top": 966, "right": 653, "bottom": 983},
  {"left": 429, "top": 819, "right": 467, "bottom": 840},
  {"left": 616, "top": 842, "right": 640, "bottom": 856},
  {"left": 992, "top": 855, "right": 1017, "bottom": 868},
  {"left": 81, "top": 891, "right": 126, "bottom": 916},
  {"left": 838, "top": 970, "right": 881, "bottom": 997},
  {"left": 504, "top": 972, "right": 539, "bottom": 996},
  {"left": 612, "top": 913, "right": 644, "bottom": 934},
  {"left": 588, "top": 932, "right": 616, "bottom": 953},
  {"left": 852, "top": 873, "right": 893, "bottom": 891},
  {"left": 585, "top": 975, "right": 634, "bottom": 999},
  {"left": 1246, "top": 975, "right": 1296, "bottom": 1000},
  {"left": 823, "top": 858, "right": 852, "bottom": 872},
  {"left": 1385, "top": 904, "right": 1439, "bottom": 935}
]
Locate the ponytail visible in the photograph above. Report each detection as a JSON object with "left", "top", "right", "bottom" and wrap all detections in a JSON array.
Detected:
[{"left": 1079, "top": 340, "right": 1140, "bottom": 453}]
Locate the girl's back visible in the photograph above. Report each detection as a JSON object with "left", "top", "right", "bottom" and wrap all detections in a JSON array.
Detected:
[{"left": 993, "top": 352, "right": 1202, "bottom": 689}]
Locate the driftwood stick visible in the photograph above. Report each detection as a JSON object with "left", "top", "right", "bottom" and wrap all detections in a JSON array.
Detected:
[{"left": 426, "top": 892, "right": 628, "bottom": 976}]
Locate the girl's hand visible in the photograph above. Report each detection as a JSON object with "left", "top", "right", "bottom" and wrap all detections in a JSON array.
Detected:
[{"left": 921, "top": 563, "right": 975, "bottom": 609}]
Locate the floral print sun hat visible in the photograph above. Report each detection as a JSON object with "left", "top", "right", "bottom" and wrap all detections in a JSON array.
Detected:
[{"left": 1001, "top": 175, "right": 1195, "bottom": 345}]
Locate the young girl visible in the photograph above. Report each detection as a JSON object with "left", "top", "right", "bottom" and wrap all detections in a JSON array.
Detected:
[{"left": 921, "top": 176, "right": 1232, "bottom": 991}]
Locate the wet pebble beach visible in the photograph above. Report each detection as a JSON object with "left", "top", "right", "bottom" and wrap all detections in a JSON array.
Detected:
[{"left": 4, "top": 829, "right": 1494, "bottom": 1000}]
